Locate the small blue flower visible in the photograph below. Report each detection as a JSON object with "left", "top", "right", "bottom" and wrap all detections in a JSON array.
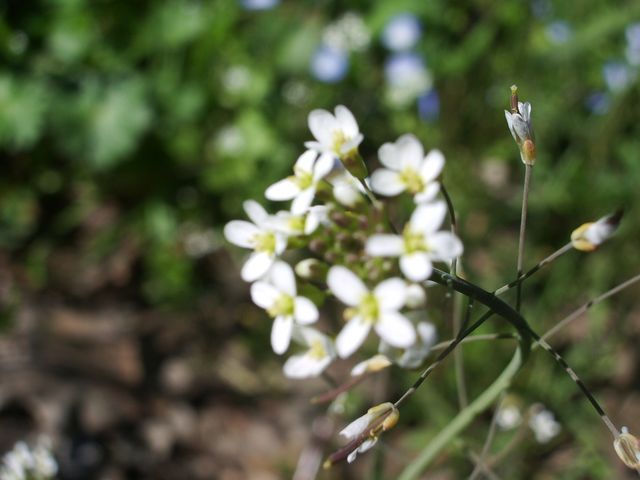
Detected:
[
  {"left": 418, "top": 89, "right": 440, "bottom": 122},
  {"left": 310, "top": 45, "right": 349, "bottom": 83},
  {"left": 603, "top": 61, "right": 634, "bottom": 92},
  {"left": 381, "top": 13, "right": 422, "bottom": 51},
  {"left": 585, "top": 92, "right": 611, "bottom": 115},
  {"left": 626, "top": 23, "right": 640, "bottom": 50},
  {"left": 545, "top": 21, "right": 572, "bottom": 45},
  {"left": 240, "top": 0, "right": 279, "bottom": 10},
  {"left": 530, "top": 0, "right": 552, "bottom": 19},
  {"left": 384, "top": 52, "right": 427, "bottom": 87}
]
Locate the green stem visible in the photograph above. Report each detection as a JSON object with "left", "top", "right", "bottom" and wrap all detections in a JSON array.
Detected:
[
  {"left": 398, "top": 348, "right": 524, "bottom": 480},
  {"left": 516, "top": 164, "right": 533, "bottom": 311}
]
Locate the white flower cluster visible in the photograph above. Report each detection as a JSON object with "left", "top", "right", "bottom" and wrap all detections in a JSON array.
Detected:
[
  {"left": 0, "top": 437, "right": 58, "bottom": 480},
  {"left": 224, "top": 105, "right": 463, "bottom": 379}
]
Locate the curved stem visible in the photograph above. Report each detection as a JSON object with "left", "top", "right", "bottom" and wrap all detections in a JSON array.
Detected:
[{"left": 398, "top": 348, "right": 524, "bottom": 480}]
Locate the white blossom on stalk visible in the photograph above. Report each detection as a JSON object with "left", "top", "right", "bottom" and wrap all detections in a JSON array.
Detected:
[
  {"left": 327, "top": 266, "right": 416, "bottom": 358},
  {"left": 570, "top": 210, "right": 623, "bottom": 252},
  {"left": 265, "top": 150, "right": 334, "bottom": 214},
  {"left": 350, "top": 353, "right": 392, "bottom": 376},
  {"left": 251, "top": 261, "right": 319, "bottom": 354},
  {"left": 224, "top": 200, "right": 287, "bottom": 282},
  {"left": 370, "top": 134, "right": 444, "bottom": 203},
  {"left": 380, "top": 321, "right": 437, "bottom": 369},
  {"left": 305, "top": 105, "right": 364, "bottom": 159},
  {"left": 0, "top": 437, "right": 57, "bottom": 480},
  {"left": 283, "top": 327, "right": 336, "bottom": 378},
  {"left": 330, "top": 171, "right": 365, "bottom": 208},
  {"left": 504, "top": 93, "right": 536, "bottom": 165},
  {"left": 366, "top": 201, "right": 463, "bottom": 282},
  {"left": 338, "top": 402, "right": 399, "bottom": 464},
  {"left": 528, "top": 407, "right": 561, "bottom": 443},
  {"left": 269, "top": 206, "right": 328, "bottom": 237}
]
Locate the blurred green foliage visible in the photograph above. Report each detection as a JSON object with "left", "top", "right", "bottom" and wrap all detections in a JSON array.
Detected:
[{"left": 1, "top": 0, "right": 640, "bottom": 476}]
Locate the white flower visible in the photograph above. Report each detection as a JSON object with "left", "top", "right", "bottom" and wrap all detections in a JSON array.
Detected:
[
  {"left": 370, "top": 134, "right": 444, "bottom": 203},
  {"left": 0, "top": 437, "right": 57, "bottom": 480},
  {"left": 305, "top": 105, "right": 363, "bottom": 159},
  {"left": 224, "top": 200, "right": 287, "bottom": 282},
  {"left": 265, "top": 150, "right": 334, "bottom": 214},
  {"left": 283, "top": 327, "right": 335, "bottom": 378},
  {"left": 339, "top": 402, "right": 399, "bottom": 463},
  {"left": 571, "top": 210, "right": 623, "bottom": 252},
  {"left": 350, "top": 353, "right": 392, "bottom": 376},
  {"left": 528, "top": 407, "right": 560, "bottom": 443},
  {"left": 504, "top": 99, "right": 536, "bottom": 165},
  {"left": 379, "top": 321, "right": 437, "bottom": 369},
  {"left": 495, "top": 404, "right": 522, "bottom": 431},
  {"left": 330, "top": 170, "right": 365, "bottom": 208},
  {"left": 327, "top": 266, "right": 416, "bottom": 358},
  {"left": 269, "top": 206, "right": 328, "bottom": 237},
  {"left": 366, "top": 201, "right": 463, "bottom": 282},
  {"left": 251, "top": 261, "right": 319, "bottom": 354}
]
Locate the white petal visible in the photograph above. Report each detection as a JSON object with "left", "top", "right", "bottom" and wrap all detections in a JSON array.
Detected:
[
  {"left": 265, "top": 178, "right": 300, "bottom": 201},
  {"left": 505, "top": 110, "right": 518, "bottom": 141},
  {"left": 243, "top": 200, "right": 269, "bottom": 226},
  {"left": 274, "top": 233, "right": 288, "bottom": 255},
  {"left": 283, "top": 352, "right": 331, "bottom": 378},
  {"left": 374, "top": 278, "right": 407, "bottom": 311},
  {"left": 420, "top": 149, "right": 445, "bottom": 182},
  {"left": 313, "top": 153, "right": 335, "bottom": 181},
  {"left": 398, "top": 134, "right": 424, "bottom": 170},
  {"left": 271, "top": 315, "right": 294, "bottom": 354},
  {"left": 410, "top": 201, "right": 447, "bottom": 233},
  {"left": 378, "top": 142, "right": 402, "bottom": 170},
  {"left": 400, "top": 252, "right": 433, "bottom": 282},
  {"left": 223, "top": 220, "right": 259, "bottom": 248},
  {"left": 375, "top": 312, "right": 416, "bottom": 348},
  {"left": 291, "top": 187, "right": 315, "bottom": 215},
  {"left": 417, "top": 322, "right": 437, "bottom": 346},
  {"left": 336, "top": 316, "right": 371, "bottom": 358},
  {"left": 250, "top": 281, "right": 280, "bottom": 309},
  {"left": 370, "top": 169, "right": 405, "bottom": 196},
  {"left": 241, "top": 252, "right": 274, "bottom": 282},
  {"left": 365, "top": 235, "right": 404, "bottom": 257},
  {"left": 414, "top": 182, "right": 440, "bottom": 203},
  {"left": 341, "top": 134, "right": 364, "bottom": 154},
  {"left": 334, "top": 105, "right": 359, "bottom": 137},
  {"left": 340, "top": 413, "right": 371, "bottom": 439},
  {"left": 428, "top": 232, "right": 463, "bottom": 261},
  {"left": 294, "top": 296, "right": 318, "bottom": 324},
  {"left": 308, "top": 109, "right": 337, "bottom": 145},
  {"left": 294, "top": 150, "right": 317, "bottom": 174},
  {"left": 270, "top": 260, "right": 296, "bottom": 296},
  {"left": 359, "top": 437, "right": 378, "bottom": 453},
  {"left": 303, "top": 140, "right": 328, "bottom": 153},
  {"left": 327, "top": 266, "right": 367, "bottom": 306},
  {"left": 347, "top": 450, "right": 359, "bottom": 464}
]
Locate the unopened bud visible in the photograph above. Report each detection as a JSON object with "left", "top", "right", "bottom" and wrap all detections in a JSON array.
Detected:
[
  {"left": 571, "top": 210, "right": 623, "bottom": 252},
  {"left": 614, "top": 427, "right": 640, "bottom": 469},
  {"left": 295, "top": 258, "right": 328, "bottom": 282},
  {"left": 341, "top": 150, "right": 368, "bottom": 181},
  {"left": 521, "top": 139, "right": 536, "bottom": 166},
  {"left": 350, "top": 354, "right": 392, "bottom": 376}
]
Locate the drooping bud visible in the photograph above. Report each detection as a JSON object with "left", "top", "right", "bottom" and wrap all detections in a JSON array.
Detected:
[
  {"left": 350, "top": 354, "right": 392, "bottom": 376},
  {"left": 614, "top": 427, "right": 640, "bottom": 469},
  {"left": 570, "top": 210, "right": 623, "bottom": 252},
  {"left": 295, "top": 258, "right": 328, "bottom": 282},
  {"left": 504, "top": 86, "right": 536, "bottom": 166}
]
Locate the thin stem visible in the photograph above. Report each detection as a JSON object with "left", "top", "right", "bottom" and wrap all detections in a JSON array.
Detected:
[
  {"left": 468, "top": 452, "right": 503, "bottom": 480},
  {"left": 515, "top": 164, "right": 533, "bottom": 311},
  {"left": 430, "top": 333, "right": 516, "bottom": 352},
  {"left": 541, "top": 272, "right": 640, "bottom": 342},
  {"left": 494, "top": 243, "right": 573, "bottom": 296},
  {"left": 398, "top": 349, "right": 524, "bottom": 480},
  {"left": 394, "top": 311, "right": 494, "bottom": 409},
  {"left": 441, "top": 183, "right": 468, "bottom": 409},
  {"left": 468, "top": 393, "right": 507, "bottom": 480}
]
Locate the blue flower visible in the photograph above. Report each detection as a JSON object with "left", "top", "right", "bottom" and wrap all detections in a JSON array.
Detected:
[
  {"left": 384, "top": 52, "right": 427, "bottom": 87},
  {"left": 603, "top": 61, "right": 634, "bottom": 92},
  {"left": 626, "top": 23, "right": 640, "bottom": 50},
  {"left": 381, "top": 13, "right": 422, "bottom": 51},
  {"left": 585, "top": 92, "right": 611, "bottom": 115},
  {"left": 545, "top": 21, "right": 572, "bottom": 45},
  {"left": 240, "top": 0, "right": 279, "bottom": 11},
  {"left": 310, "top": 45, "right": 349, "bottom": 83},
  {"left": 418, "top": 89, "right": 440, "bottom": 122}
]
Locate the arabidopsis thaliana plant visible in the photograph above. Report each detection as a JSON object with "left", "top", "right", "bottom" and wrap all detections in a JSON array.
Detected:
[
  {"left": 224, "top": 200, "right": 287, "bottom": 282},
  {"left": 269, "top": 206, "right": 327, "bottom": 237},
  {"left": 283, "top": 327, "right": 335, "bottom": 378},
  {"left": 504, "top": 99, "right": 536, "bottom": 165},
  {"left": 350, "top": 354, "right": 392, "bottom": 376},
  {"left": 305, "top": 105, "right": 363, "bottom": 159},
  {"left": 571, "top": 210, "right": 622, "bottom": 252},
  {"left": 614, "top": 427, "right": 640, "bottom": 469},
  {"left": 366, "top": 201, "right": 463, "bottom": 282},
  {"left": 327, "top": 266, "right": 416, "bottom": 358},
  {"left": 370, "top": 134, "right": 444, "bottom": 203},
  {"left": 265, "top": 150, "right": 334, "bottom": 214},
  {"left": 528, "top": 407, "right": 560, "bottom": 443},
  {"left": 251, "top": 261, "right": 319, "bottom": 354}
]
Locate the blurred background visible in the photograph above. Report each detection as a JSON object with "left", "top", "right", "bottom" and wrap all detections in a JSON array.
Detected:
[{"left": 1, "top": 0, "right": 640, "bottom": 478}]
